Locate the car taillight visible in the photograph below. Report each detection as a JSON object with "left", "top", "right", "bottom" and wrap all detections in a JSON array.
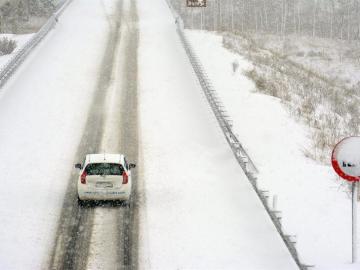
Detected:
[
  {"left": 122, "top": 171, "right": 128, "bottom": 184},
  {"left": 81, "top": 171, "right": 87, "bottom": 184}
]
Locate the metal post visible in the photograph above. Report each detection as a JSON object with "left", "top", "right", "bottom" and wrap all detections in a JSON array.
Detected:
[
  {"left": 352, "top": 182, "right": 358, "bottom": 263},
  {"left": 273, "top": 195, "right": 278, "bottom": 211}
]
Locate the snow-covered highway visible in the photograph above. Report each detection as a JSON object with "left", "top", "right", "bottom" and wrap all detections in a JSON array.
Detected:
[
  {"left": 138, "top": 0, "right": 298, "bottom": 269},
  {"left": 0, "top": 0, "right": 299, "bottom": 269},
  {"left": 49, "top": 0, "right": 139, "bottom": 269},
  {"left": 0, "top": 0, "right": 139, "bottom": 269}
]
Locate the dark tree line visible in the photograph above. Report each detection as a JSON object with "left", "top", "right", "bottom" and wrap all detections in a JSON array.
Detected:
[
  {"left": 171, "top": 0, "right": 360, "bottom": 41},
  {"left": 0, "top": 0, "right": 56, "bottom": 33}
]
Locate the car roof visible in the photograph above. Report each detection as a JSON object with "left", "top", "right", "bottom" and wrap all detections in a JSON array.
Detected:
[{"left": 85, "top": 153, "right": 124, "bottom": 164}]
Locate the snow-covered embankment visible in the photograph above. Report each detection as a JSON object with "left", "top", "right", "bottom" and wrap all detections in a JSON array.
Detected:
[{"left": 185, "top": 30, "right": 360, "bottom": 270}]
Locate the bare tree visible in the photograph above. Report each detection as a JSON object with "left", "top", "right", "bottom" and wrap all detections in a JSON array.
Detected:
[
  {"left": 170, "top": 0, "right": 360, "bottom": 42},
  {"left": 312, "top": 0, "right": 318, "bottom": 37}
]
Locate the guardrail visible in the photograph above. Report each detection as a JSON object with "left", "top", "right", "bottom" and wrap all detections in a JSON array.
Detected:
[
  {"left": 0, "top": 0, "right": 73, "bottom": 89},
  {"left": 165, "top": 1, "right": 312, "bottom": 270}
]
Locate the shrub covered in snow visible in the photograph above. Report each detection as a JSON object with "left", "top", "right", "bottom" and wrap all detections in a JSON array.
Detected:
[
  {"left": 0, "top": 37, "right": 17, "bottom": 55},
  {"left": 223, "top": 33, "right": 359, "bottom": 163}
]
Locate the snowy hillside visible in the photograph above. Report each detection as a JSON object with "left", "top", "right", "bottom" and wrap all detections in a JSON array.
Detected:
[{"left": 185, "top": 29, "right": 360, "bottom": 270}]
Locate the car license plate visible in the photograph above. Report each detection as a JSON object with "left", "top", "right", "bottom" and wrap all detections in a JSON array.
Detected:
[{"left": 96, "top": 182, "right": 113, "bottom": 188}]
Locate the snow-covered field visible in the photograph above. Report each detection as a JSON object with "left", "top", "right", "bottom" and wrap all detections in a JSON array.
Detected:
[
  {"left": 0, "top": 34, "right": 34, "bottom": 69},
  {"left": 0, "top": 0, "right": 109, "bottom": 268},
  {"left": 251, "top": 34, "right": 360, "bottom": 89},
  {"left": 186, "top": 30, "right": 360, "bottom": 270}
]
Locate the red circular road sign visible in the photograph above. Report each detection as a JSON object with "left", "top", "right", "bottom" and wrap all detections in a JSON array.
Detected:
[{"left": 331, "top": 137, "right": 360, "bottom": 182}]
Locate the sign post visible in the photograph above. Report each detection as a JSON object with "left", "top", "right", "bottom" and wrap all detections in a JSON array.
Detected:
[
  {"left": 331, "top": 136, "right": 360, "bottom": 263},
  {"left": 186, "top": 1, "right": 206, "bottom": 30},
  {"left": 352, "top": 181, "right": 358, "bottom": 263}
]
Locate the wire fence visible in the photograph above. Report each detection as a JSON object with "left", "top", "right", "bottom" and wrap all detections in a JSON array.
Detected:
[
  {"left": 165, "top": 1, "right": 313, "bottom": 270},
  {"left": 0, "top": 0, "right": 73, "bottom": 89}
]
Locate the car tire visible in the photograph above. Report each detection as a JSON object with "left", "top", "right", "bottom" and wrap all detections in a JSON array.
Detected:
[
  {"left": 77, "top": 196, "right": 85, "bottom": 207},
  {"left": 123, "top": 199, "right": 131, "bottom": 208}
]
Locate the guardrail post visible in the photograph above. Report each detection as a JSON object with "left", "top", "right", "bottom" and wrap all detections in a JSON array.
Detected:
[
  {"left": 260, "top": 190, "right": 269, "bottom": 202},
  {"left": 273, "top": 195, "right": 278, "bottom": 211}
]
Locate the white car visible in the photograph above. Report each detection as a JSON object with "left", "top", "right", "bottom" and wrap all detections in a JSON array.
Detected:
[{"left": 75, "top": 153, "right": 136, "bottom": 205}]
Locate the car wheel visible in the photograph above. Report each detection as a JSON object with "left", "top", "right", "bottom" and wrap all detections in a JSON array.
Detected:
[
  {"left": 77, "top": 196, "right": 85, "bottom": 207},
  {"left": 123, "top": 199, "right": 131, "bottom": 208}
]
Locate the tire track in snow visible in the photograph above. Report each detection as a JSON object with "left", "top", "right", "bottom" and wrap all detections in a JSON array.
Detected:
[
  {"left": 85, "top": 0, "right": 129, "bottom": 268},
  {"left": 118, "top": 0, "right": 139, "bottom": 268},
  {"left": 84, "top": 0, "right": 139, "bottom": 268}
]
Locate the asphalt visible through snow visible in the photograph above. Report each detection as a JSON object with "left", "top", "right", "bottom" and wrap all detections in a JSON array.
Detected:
[{"left": 48, "top": 0, "right": 139, "bottom": 269}]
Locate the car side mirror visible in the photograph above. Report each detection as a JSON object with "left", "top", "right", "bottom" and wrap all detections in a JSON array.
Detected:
[
  {"left": 129, "top": 163, "right": 136, "bottom": 169},
  {"left": 75, "top": 163, "right": 82, "bottom": 170}
]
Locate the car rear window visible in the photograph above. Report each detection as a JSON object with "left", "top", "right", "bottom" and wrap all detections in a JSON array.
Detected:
[{"left": 85, "top": 163, "right": 124, "bottom": 176}]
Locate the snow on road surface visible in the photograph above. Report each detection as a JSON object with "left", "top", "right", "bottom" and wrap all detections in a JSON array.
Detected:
[
  {"left": 0, "top": 0, "right": 111, "bottom": 269},
  {"left": 185, "top": 30, "right": 360, "bottom": 270},
  {"left": 86, "top": 0, "right": 131, "bottom": 268},
  {"left": 138, "top": 0, "right": 298, "bottom": 269}
]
